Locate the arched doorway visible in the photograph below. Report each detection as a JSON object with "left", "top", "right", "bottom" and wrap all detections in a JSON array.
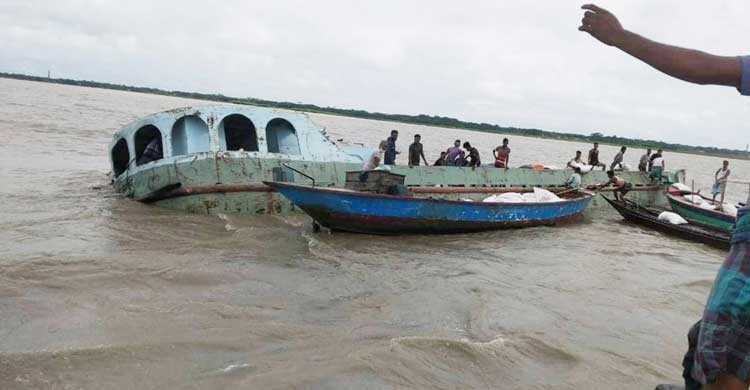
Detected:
[
  {"left": 265, "top": 118, "right": 300, "bottom": 155},
  {"left": 134, "top": 125, "right": 163, "bottom": 165},
  {"left": 171, "top": 115, "right": 210, "bottom": 156},
  {"left": 111, "top": 138, "right": 130, "bottom": 177},
  {"left": 219, "top": 114, "right": 258, "bottom": 151}
]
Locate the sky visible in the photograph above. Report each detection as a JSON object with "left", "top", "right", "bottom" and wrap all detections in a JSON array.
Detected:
[{"left": 1, "top": 0, "right": 748, "bottom": 149}]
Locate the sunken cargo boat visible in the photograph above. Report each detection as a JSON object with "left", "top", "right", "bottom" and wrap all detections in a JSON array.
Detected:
[{"left": 109, "top": 105, "right": 683, "bottom": 215}]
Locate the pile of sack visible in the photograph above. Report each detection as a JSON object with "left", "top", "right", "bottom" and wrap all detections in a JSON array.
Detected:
[{"left": 482, "top": 187, "right": 562, "bottom": 203}]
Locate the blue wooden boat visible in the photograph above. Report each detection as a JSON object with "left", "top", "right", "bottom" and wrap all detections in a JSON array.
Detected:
[{"left": 264, "top": 181, "right": 594, "bottom": 235}]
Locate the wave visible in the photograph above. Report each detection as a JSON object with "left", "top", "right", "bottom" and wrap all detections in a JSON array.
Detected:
[{"left": 356, "top": 333, "right": 580, "bottom": 389}]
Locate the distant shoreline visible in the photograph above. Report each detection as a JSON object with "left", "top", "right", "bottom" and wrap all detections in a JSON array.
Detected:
[{"left": 2, "top": 71, "right": 748, "bottom": 161}]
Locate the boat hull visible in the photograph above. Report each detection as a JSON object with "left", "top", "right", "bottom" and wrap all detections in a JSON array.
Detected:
[
  {"left": 115, "top": 153, "right": 675, "bottom": 215},
  {"left": 666, "top": 193, "right": 735, "bottom": 231},
  {"left": 603, "top": 196, "right": 730, "bottom": 249},
  {"left": 265, "top": 182, "right": 593, "bottom": 235}
]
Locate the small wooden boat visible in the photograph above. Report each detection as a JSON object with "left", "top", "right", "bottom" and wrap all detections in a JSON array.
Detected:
[
  {"left": 264, "top": 181, "right": 594, "bottom": 235},
  {"left": 665, "top": 191, "right": 735, "bottom": 232},
  {"left": 603, "top": 196, "right": 730, "bottom": 249}
]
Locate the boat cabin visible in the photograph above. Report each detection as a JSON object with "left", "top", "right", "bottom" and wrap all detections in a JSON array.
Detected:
[{"left": 109, "top": 105, "right": 367, "bottom": 180}]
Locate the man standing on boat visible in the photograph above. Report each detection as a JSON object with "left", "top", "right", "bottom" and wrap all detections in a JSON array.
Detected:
[
  {"left": 408, "top": 134, "right": 428, "bottom": 167},
  {"left": 588, "top": 142, "right": 606, "bottom": 171},
  {"left": 712, "top": 160, "right": 731, "bottom": 203},
  {"left": 363, "top": 140, "right": 387, "bottom": 171},
  {"left": 463, "top": 142, "right": 482, "bottom": 169},
  {"left": 649, "top": 149, "right": 666, "bottom": 183},
  {"left": 610, "top": 146, "right": 627, "bottom": 170},
  {"left": 639, "top": 148, "right": 652, "bottom": 172},
  {"left": 580, "top": 4, "right": 749, "bottom": 389},
  {"left": 493, "top": 138, "right": 511, "bottom": 168},
  {"left": 384, "top": 130, "right": 399, "bottom": 165},
  {"left": 445, "top": 140, "right": 465, "bottom": 166}
]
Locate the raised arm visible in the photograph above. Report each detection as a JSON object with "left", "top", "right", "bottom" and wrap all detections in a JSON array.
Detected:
[{"left": 579, "top": 4, "right": 743, "bottom": 89}]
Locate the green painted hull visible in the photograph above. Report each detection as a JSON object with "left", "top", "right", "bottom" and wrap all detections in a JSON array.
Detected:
[
  {"left": 667, "top": 197, "right": 735, "bottom": 232},
  {"left": 114, "top": 154, "right": 678, "bottom": 215}
]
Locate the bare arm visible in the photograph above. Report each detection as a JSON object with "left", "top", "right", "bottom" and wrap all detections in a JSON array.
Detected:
[{"left": 579, "top": 4, "right": 742, "bottom": 87}]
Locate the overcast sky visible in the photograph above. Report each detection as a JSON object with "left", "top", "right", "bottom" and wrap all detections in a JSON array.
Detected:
[{"left": 1, "top": 1, "right": 748, "bottom": 149}]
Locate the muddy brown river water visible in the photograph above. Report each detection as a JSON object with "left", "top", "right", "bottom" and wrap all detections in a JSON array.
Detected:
[{"left": 1, "top": 77, "right": 749, "bottom": 389}]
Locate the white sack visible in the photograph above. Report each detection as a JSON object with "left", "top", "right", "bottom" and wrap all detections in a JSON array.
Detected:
[
  {"left": 522, "top": 193, "right": 539, "bottom": 202},
  {"left": 658, "top": 211, "right": 688, "bottom": 225},
  {"left": 722, "top": 203, "right": 739, "bottom": 217},
  {"left": 671, "top": 183, "right": 692, "bottom": 193},
  {"left": 483, "top": 193, "right": 524, "bottom": 203},
  {"left": 683, "top": 195, "right": 704, "bottom": 205},
  {"left": 533, "top": 187, "right": 562, "bottom": 203}
]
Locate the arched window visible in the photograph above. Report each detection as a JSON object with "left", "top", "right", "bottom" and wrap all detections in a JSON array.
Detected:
[
  {"left": 266, "top": 118, "right": 300, "bottom": 155},
  {"left": 219, "top": 114, "right": 258, "bottom": 151},
  {"left": 171, "top": 115, "right": 210, "bottom": 156},
  {"left": 134, "top": 125, "right": 163, "bottom": 165},
  {"left": 112, "top": 138, "right": 130, "bottom": 177}
]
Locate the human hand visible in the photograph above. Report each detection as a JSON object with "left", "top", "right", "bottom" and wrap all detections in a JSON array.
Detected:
[{"left": 578, "top": 4, "right": 625, "bottom": 47}]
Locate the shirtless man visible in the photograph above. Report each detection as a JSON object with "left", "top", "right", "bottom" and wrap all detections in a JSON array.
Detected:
[{"left": 588, "top": 142, "right": 606, "bottom": 171}]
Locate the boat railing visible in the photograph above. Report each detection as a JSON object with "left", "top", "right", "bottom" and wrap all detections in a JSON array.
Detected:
[{"left": 282, "top": 163, "right": 316, "bottom": 187}]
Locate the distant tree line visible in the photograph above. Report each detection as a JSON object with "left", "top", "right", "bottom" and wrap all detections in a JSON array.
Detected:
[{"left": 2, "top": 71, "right": 747, "bottom": 160}]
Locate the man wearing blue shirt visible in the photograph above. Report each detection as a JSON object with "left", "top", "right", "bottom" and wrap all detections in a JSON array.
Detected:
[
  {"left": 384, "top": 130, "right": 399, "bottom": 165},
  {"left": 580, "top": 4, "right": 748, "bottom": 390}
]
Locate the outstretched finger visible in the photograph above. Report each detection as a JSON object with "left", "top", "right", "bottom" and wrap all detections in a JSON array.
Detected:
[
  {"left": 578, "top": 24, "right": 592, "bottom": 33},
  {"left": 581, "top": 4, "right": 603, "bottom": 13}
]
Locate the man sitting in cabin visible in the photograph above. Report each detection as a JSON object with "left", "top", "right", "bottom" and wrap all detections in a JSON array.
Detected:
[
  {"left": 597, "top": 170, "right": 632, "bottom": 201},
  {"left": 463, "top": 142, "right": 481, "bottom": 169},
  {"left": 588, "top": 142, "right": 607, "bottom": 171},
  {"left": 137, "top": 137, "right": 163, "bottom": 165},
  {"left": 580, "top": 3, "right": 750, "bottom": 389},
  {"left": 566, "top": 167, "right": 583, "bottom": 190},
  {"left": 408, "top": 134, "right": 429, "bottom": 167},
  {"left": 493, "top": 138, "right": 511, "bottom": 168}
]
